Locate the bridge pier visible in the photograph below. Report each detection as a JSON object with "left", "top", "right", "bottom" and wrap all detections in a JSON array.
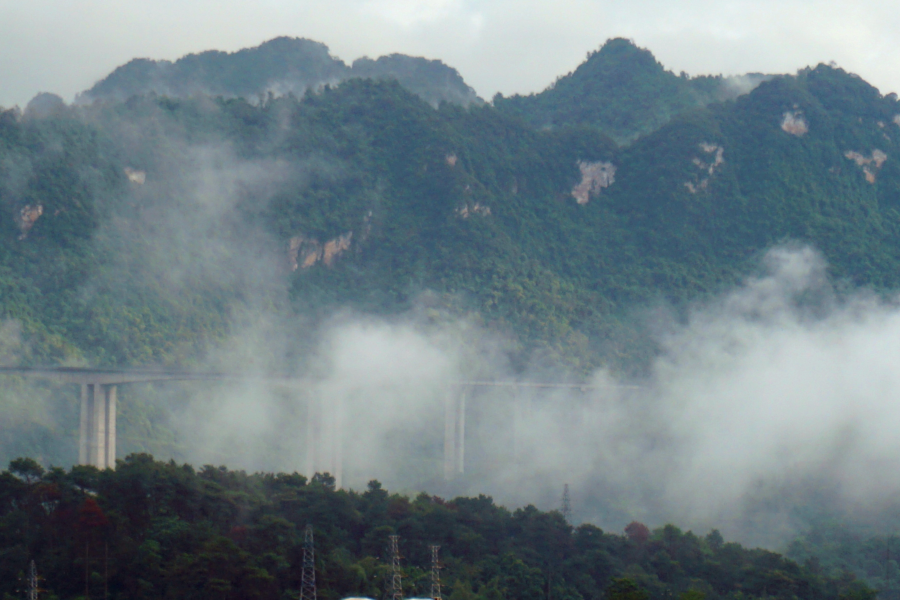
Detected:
[
  {"left": 513, "top": 387, "right": 532, "bottom": 460},
  {"left": 305, "top": 392, "right": 344, "bottom": 488},
  {"left": 443, "top": 387, "right": 466, "bottom": 479},
  {"left": 2, "top": 366, "right": 616, "bottom": 481},
  {"left": 79, "top": 383, "right": 117, "bottom": 469}
]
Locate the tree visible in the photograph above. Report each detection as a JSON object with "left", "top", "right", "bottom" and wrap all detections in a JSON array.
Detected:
[
  {"left": 607, "top": 578, "right": 649, "bottom": 600},
  {"left": 625, "top": 522, "right": 650, "bottom": 545},
  {"left": 9, "top": 458, "right": 43, "bottom": 484}
]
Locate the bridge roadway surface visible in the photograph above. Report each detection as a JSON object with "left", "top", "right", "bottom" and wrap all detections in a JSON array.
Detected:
[
  {"left": 0, "top": 365, "right": 638, "bottom": 481},
  {"left": 0, "top": 365, "right": 633, "bottom": 389}
]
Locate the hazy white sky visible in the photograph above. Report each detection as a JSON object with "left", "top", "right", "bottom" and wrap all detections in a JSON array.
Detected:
[{"left": 1, "top": 0, "right": 899, "bottom": 108}]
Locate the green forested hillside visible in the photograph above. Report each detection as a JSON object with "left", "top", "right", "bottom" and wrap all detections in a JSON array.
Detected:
[
  {"left": 0, "top": 455, "right": 877, "bottom": 600},
  {"left": 3, "top": 56, "right": 899, "bottom": 373},
  {"left": 80, "top": 36, "right": 480, "bottom": 107},
  {"left": 2, "top": 37, "right": 900, "bottom": 597},
  {"left": 493, "top": 38, "right": 770, "bottom": 143},
  {"left": 787, "top": 525, "right": 900, "bottom": 600}
]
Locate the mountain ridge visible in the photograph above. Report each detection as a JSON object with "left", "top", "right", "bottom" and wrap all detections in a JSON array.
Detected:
[
  {"left": 79, "top": 36, "right": 482, "bottom": 108},
  {"left": 4, "top": 60, "right": 899, "bottom": 373},
  {"left": 494, "top": 37, "right": 772, "bottom": 143}
]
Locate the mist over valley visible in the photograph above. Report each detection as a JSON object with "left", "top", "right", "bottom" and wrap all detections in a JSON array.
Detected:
[{"left": 2, "top": 35, "right": 900, "bottom": 600}]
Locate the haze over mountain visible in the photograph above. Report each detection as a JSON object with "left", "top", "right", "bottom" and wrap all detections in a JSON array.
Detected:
[
  {"left": 495, "top": 38, "right": 771, "bottom": 142},
  {"left": 3, "top": 37, "right": 900, "bottom": 579},
  {"left": 79, "top": 36, "right": 481, "bottom": 107}
]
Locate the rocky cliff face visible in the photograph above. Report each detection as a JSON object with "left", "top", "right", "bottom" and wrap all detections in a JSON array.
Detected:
[
  {"left": 288, "top": 232, "right": 354, "bottom": 270},
  {"left": 572, "top": 161, "right": 615, "bottom": 204}
]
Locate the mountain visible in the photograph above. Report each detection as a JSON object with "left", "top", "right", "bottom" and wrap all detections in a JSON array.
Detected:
[
  {"left": 1, "top": 40, "right": 900, "bottom": 497},
  {"left": 2, "top": 59, "right": 899, "bottom": 377},
  {"left": 495, "top": 38, "right": 770, "bottom": 142},
  {"left": 4, "top": 43, "right": 900, "bottom": 369},
  {"left": 351, "top": 53, "right": 481, "bottom": 107},
  {"left": 4, "top": 40, "right": 900, "bottom": 577},
  {"left": 79, "top": 36, "right": 481, "bottom": 107}
]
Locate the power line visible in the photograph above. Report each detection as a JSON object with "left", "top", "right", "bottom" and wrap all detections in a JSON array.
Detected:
[{"left": 301, "top": 524, "right": 316, "bottom": 600}]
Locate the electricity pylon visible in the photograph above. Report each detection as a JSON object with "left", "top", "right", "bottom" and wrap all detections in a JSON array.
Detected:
[
  {"left": 389, "top": 535, "right": 403, "bottom": 600},
  {"left": 430, "top": 545, "right": 443, "bottom": 600},
  {"left": 28, "top": 560, "right": 38, "bottom": 600},
  {"left": 561, "top": 484, "right": 572, "bottom": 523},
  {"left": 301, "top": 525, "right": 317, "bottom": 600}
]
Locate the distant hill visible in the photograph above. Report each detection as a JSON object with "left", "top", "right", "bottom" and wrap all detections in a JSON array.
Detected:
[
  {"left": 3, "top": 59, "right": 900, "bottom": 378},
  {"left": 1, "top": 37, "right": 898, "bottom": 376},
  {"left": 79, "top": 36, "right": 481, "bottom": 107},
  {"left": 351, "top": 53, "right": 480, "bottom": 107},
  {"left": 5, "top": 39, "right": 900, "bottom": 584},
  {"left": 3, "top": 42, "right": 900, "bottom": 548},
  {"left": 495, "top": 38, "right": 770, "bottom": 142}
]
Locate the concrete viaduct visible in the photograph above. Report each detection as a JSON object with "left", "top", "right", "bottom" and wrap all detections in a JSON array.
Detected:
[{"left": 0, "top": 366, "right": 609, "bottom": 486}]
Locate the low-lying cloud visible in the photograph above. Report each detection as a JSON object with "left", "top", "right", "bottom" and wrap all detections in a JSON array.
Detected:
[
  {"left": 7, "top": 99, "right": 900, "bottom": 548},
  {"left": 156, "top": 236, "right": 900, "bottom": 548}
]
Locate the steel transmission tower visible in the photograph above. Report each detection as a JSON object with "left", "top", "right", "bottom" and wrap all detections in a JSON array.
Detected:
[
  {"left": 28, "top": 560, "right": 38, "bottom": 600},
  {"left": 430, "top": 545, "right": 443, "bottom": 600},
  {"left": 561, "top": 484, "right": 572, "bottom": 523},
  {"left": 301, "top": 525, "right": 317, "bottom": 600},
  {"left": 389, "top": 535, "right": 403, "bottom": 600}
]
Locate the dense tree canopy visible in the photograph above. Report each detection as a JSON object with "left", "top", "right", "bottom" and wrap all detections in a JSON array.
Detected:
[
  {"left": 0, "top": 455, "right": 877, "bottom": 600},
  {"left": 2, "top": 39, "right": 900, "bottom": 598}
]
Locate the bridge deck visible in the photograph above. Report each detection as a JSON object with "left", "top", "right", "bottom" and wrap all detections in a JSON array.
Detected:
[{"left": 0, "top": 366, "right": 636, "bottom": 389}]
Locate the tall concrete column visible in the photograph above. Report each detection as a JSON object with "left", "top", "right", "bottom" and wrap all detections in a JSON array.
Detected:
[
  {"left": 105, "top": 385, "right": 117, "bottom": 469},
  {"left": 79, "top": 384, "right": 90, "bottom": 465},
  {"left": 90, "top": 384, "right": 107, "bottom": 468},
  {"left": 78, "top": 383, "right": 117, "bottom": 469},
  {"left": 305, "top": 393, "right": 321, "bottom": 479},
  {"left": 456, "top": 390, "right": 466, "bottom": 474},
  {"left": 443, "top": 387, "right": 466, "bottom": 479},
  {"left": 305, "top": 392, "right": 344, "bottom": 489},
  {"left": 512, "top": 386, "right": 532, "bottom": 460},
  {"left": 332, "top": 395, "right": 344, "bottom": 490}
]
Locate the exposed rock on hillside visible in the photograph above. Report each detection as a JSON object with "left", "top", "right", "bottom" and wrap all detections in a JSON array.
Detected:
[
  {"left": 15, "top": 204, "right": 42, "bottom": 239},
  {"left": 844, "top": 149, "right": 887, "bottom": 183},
  {"left": 782, "top": 111, "right": 808, "bottom": 136},
  {"left": 685, "top": 143, "right": 724, "bottom": 193},
  {"left": 572, "top": 161, "right": 615, "bottom": 204},
  {"left": 288, "top": 232, "right": 353, "bottom": 270},
  {"left": 124, "top": 167, "right": 146, "bottom": 184},
  {"left": 456, "top": 203, "right": 491, "bottom": 218}
]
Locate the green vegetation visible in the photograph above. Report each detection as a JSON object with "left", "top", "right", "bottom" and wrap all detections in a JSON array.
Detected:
[
  {"left": 81, "top": 36, "right": 480, "bottom": 107},
  {"left": 494, "top": 38, "right": 770, "bottom": 143},
  {"left": 0, "top": 455, "right": 877, "bottom": 600},
  {"left": 3, "top": 41, "right": 900, "bottom": 595},
  {"left": 3, "top": 53, "right": 900, "bottom": 376},
  {"left": 787, "top": 525, "right": 900, "bottom": 600}
]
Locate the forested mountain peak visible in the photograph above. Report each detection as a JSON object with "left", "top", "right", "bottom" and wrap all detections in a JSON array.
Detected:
[
  {"left": 494, "top": 38, "right": 771, "bottom": 142},
  {"left": 79, "top": 36, "right": 480, "bottom": 107},
  {"left": 4, "top": 39, "right": 900, "bottom": 594},
  {"left": 351, "top": 53, "right": 481, "bottom": 107},
  {"left": 577, "top": 37, "right": 670, "bottom": 79}
]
